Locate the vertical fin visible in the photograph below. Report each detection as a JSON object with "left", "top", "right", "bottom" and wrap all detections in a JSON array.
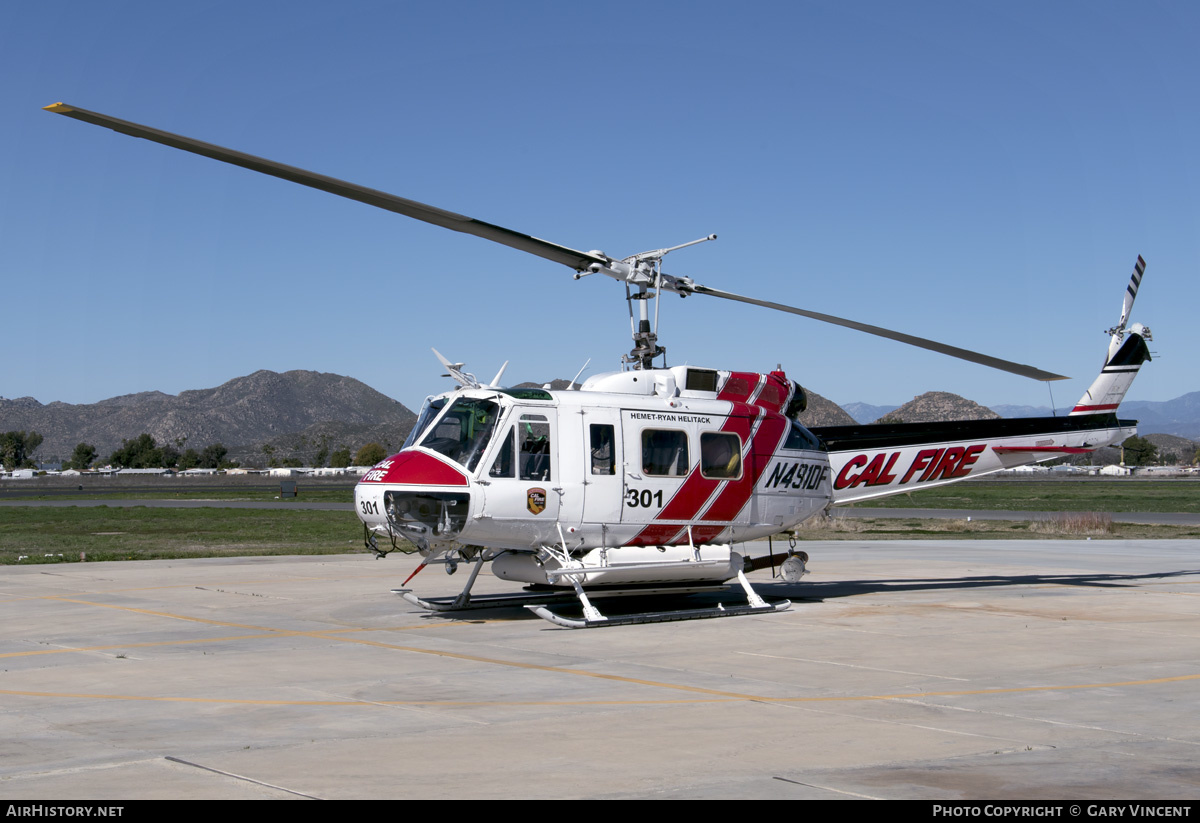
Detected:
[
  {"left": 1070, "top": 326, "right": 1152, "bottom": 414},
  {"left": 1072, "top": 256, "right": 1151, "bottom": 416}
]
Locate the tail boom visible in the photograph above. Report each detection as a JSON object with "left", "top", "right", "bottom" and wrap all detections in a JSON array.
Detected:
[
  {"left": 815, "top": 254, "right": 1150, "bottom": 506},
  {"left": 814, "top": 413, "right": 1136, "bottom": 505}
]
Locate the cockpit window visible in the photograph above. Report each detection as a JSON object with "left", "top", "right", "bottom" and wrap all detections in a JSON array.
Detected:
[
  {"left": 404, "top": 396, "right": 447, "bottom": 450},
  {"left": 488, "top": 427, "right": 515, "bottom": 478},
  {"left": 419, "top": 397, "right": 501, "bottom": 471}
]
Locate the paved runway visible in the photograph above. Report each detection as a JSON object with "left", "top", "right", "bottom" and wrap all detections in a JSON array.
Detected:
[{"left": 3, "top": 539, "right": 1199, "bottom": 799}]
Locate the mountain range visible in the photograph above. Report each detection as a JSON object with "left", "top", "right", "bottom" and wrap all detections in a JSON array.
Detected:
[
  {"left": 840, "top": 391, "right": 1200, "bottom": 437},
  {"left": 3, "top": 371, "right": 1196, "bottom": 467},
  {"left": 0, "top": 370, "right": 416, "bottom": 465}
]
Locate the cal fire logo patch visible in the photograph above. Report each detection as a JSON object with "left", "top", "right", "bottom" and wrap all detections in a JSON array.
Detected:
[{"left": 527, "top": 488, "right": 547, "bottom": 515}]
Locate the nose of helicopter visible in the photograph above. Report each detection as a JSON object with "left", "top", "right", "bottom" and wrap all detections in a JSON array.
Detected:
[
  {"left": 355, "top": 450, "right": 472, "bottom": 552},
  {"left": 358, "top": 451, "right": 470, "bottom": 487}
]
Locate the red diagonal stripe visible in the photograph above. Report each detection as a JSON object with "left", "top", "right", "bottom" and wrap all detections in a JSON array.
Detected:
[
  {"left": 624, "top": 409, "right": 756, "bottom": 547},
  {"left": 701, "top": 411, "right": 788, "bottom": 522}
]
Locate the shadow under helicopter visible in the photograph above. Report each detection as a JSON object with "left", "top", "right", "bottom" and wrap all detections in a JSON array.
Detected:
[
  {"left": 760, "top": 566, "right": 1200, "bottom": 601},
  {"left": 404, "top": 566, "right": 1200, "bottom": 626}
]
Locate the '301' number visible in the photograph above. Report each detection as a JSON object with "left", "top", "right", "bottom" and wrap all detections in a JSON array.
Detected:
[{"left": 626, "top": 488, "right": 664, "bottom": 508}]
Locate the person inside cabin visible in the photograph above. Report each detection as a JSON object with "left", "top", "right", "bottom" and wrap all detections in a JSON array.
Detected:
[{"left": 701, "top": 432, "right": 740, "bottom": 479}]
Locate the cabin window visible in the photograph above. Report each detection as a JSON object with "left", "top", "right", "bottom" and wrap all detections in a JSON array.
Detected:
[
  {"left": 418, "top": 397, "right": 501, "bottom": 472},
  {"left": 641, "top": 429, "right": 689, "bottom": 476},
  {"left": 700, "top": 432, "right": 742, "bottom": 479},
  {"left": 518, "top": 414, "right": 552, "bottom": 481},
  {"left": 783, "top": 419, "right": 824, "bottom": 452},
  {"left": 488, "top": 427, "right": 515, "bottom": 478},
  {"left": 590, "top": 424, "right": 615, "bottom": 475}
]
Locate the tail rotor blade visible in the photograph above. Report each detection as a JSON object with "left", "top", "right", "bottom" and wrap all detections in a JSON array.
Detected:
[
  {"left": 1106, "top": 255, "right": 1146, "bottom": 362},
  {"left": 1117, "top": 255, "right": 1146, "bottom": 333}
]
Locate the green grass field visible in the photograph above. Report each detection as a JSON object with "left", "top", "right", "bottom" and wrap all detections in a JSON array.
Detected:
[
  {"left": 0, "top": 506, "right": 384, "bottom": 564},
  {"left": 2, "top": 487, "right": 355, "bottom": 503},
  {"left": 853, "top": 480, "right": 1200, "bottom": 513},
  {"left": 798, "top": 514, "right": 1200, "bottom": 541}
]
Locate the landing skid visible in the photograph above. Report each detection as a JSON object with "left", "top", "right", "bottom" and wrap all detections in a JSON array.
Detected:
[
  {"left": 530, "top": 570, "right": 790, "bottom": 629},
  {"left": 394, "top": 554, "right": 790, "bottom": 629},
  {"left": 528, "top": 599, "right": 790, "bottom": 629}
]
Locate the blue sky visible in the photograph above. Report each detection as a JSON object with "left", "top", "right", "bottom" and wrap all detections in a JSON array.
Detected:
[{"left": 3, "top": 1, "right": 1196, "bottom": 412}]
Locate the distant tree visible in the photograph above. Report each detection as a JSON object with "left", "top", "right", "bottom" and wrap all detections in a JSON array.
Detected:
[
  {"left": 199, "top": 443, "right": 228, "bottom": 469},
  {"left": 26, "top": 432, "right": 43, "bottom": 465},
  {"left": 66, "top": 442, "right": 97, "bottom": 471},
  {"left": 354, "top": 443, "right": 387, "bottom": 466},
  {"left": 160, "top": 445, "right": 181, "bottom": 469},
  {"left": 876, "top": 414, "right": 904, "bottom": 425},
  {"left": 178, "top": 449, "right": 201, "bottom": 470},
  {"left": 1, "top": 431, "right": 43, "bottom": 470},
  {"left": 281, "top": 457, "right": 303, "bottom": 468},
  {"left": 1121, "top": 435, "right": 1158, "bottom": 467},
  {"left": 313, "top": 433, "right": 331, "bottom": 467},
  {"left": 329, "top": 447, "right": 352, "bottom": 469},
  {"left": 109, "top": 434, "right": 165, "bottom": 468}
]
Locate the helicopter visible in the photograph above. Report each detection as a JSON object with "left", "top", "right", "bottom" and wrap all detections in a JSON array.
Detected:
[{"left": 45, "top": 103, "right": 1152, "bottom": 628}]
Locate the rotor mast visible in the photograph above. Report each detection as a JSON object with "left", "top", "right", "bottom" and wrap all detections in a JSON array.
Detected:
[{"left": 575, "top": 234, "right": 717, "bottom": 370}]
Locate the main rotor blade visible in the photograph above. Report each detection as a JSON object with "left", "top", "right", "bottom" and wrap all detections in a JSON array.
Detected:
[
  {"left": 44, "top": 102, "right": 1070, "bottom": 382},
  {"left": 688, "top": 284, "right": 1069, "bottom": 382},
  {"left": 44, "top": 103, "right": 605, "bottom": 272}
]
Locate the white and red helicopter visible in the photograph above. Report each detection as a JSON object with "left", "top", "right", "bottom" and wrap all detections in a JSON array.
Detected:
[{"left": 46, "top": 103, "right": 1153, "bottom": 628}]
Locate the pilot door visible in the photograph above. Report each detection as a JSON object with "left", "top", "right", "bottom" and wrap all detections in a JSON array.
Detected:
[
  {"left": 580, "top": 409, "right": 623, "bottom": 527},
  {"left": 479, "top": 409, "right": 560, "bottom": 542}
]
